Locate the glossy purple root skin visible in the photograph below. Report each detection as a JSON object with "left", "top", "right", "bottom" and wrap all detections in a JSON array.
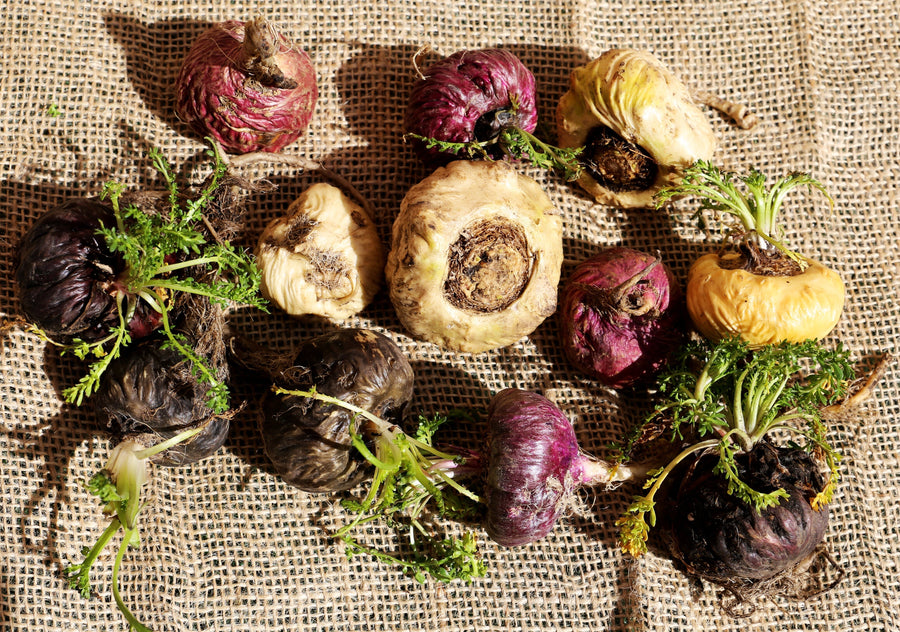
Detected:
[
  {"left": 175, "top": 20, "right": 318, "bottom": 154},
  {"left": 405, "top": 48, "right": 538, "bottom": 164},
  {"left": 558, "top": 247, "right": 684, "bottom": 388},
  {"left": 484, "top": 388, "right": 598, "bottom": 547},
  {"left": 14, "top": 198, "right": 160, "bottom": 344}
]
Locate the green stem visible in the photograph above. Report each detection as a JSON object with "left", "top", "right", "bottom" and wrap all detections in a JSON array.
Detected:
[
  {"left": 103, "top": 181, "right": 127, "bottom": 234},
  {"left": 146, "top": 280, "right": 225, "bottom": 301},
  {"left": 403, "top": 445, "right": 445, "bottom": 505},
  {"left": 274, "top": 387, "right": 450, "bottom": 457},
  {"left": 644, "top": 438, "right": 719, "bottom": 526},
  {"left": 156, "top": 255, "right": 224, "bottom": 275},
  {"left": 155, "top": 298, "right": 227, "bottom": 412},
  {"left": 281, "top": 387, "right": 483, "bottom": 504},
  {"left": 61, "top": 293, "right": 131, "bottom": 406},
  {"left": 693, "top": 358, "right": 720, "bottom": 402},
  {"left": 753, "top": 377, "right": 788, "bottom": 432},
  {"left": 68, "top": 518, "right": 122, "bottom": 598},
  {"left": 750, "top": 411, "right": 814, "bottom": 443},
  {"left": 332, "top": 510, "right": 383, "bottom": 540},
  {"left": 350, "top": 431, "right": 397, "bottom": 472},
  {"left": 112, "top": 527, "right": 153, "bottom": 632},
  {"left": 133, "top": 425, "right": 206, "bottom": 461},
  {"left": 406, "top": 125, "right": 584, "bottom": 182},
  {"left": 136, "top": 289, "right": 163, "bottom": 314},
  {"left": 731, "top": 365, "right": 748, "bottom": 434},
  {"left": 745, "top": 373, "right": 788, "bottom": 437},
  {"left": 498, "top": 127, "right": 584, "bottom": 181},
  {"left": 424, "top": 462, "right": 482, "bottom": 504},
  {"left": 720, "top": 427, "right": 753, "bottom": 453}
]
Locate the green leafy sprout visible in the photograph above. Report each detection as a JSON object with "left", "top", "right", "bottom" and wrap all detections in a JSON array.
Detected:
[
  {"left": 405, "top": 95, "right": 584, "bottom": 181},
  {"left": 44, "top": 141, "right": 267, "bottom": 414},
  {"left": 64, "top": 426, "right": 204, "bottom": 632},
  {"left": 654, "top": 160, "right": 834, "bottom": 266},
  {"left": 616, "top": 336, "right": 854, "bottom": 557},
  {"left": 273, "top": 386, "right": 488, "bottom": 583}
]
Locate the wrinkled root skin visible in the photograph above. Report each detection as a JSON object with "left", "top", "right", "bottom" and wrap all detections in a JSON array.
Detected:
[
  {"left": 260, "top": 329, "right": 415, "bottom": 493},
  {"left": 558, "top": 247, "right": 685, "bottom": 387},
  {"left": 14, "top": 198, "right": 160, "bottom": 345},
  {"left": 663, "top": 442, "right": 830, "bottom": 588},
  {"left": 405, "top": 48, "right": 538, "bottom": 165},
  {"left": 176, "top": 19, "right": 318, "bottom": 154},
  {"left": 555, "top": 48, "right": 716, "bottom": 208},
  {"left": 687, "top": 252, "right": 846, "bottom": 346},
  {"left": 94, "top": 293, "right": 231, "bottom": 467}
]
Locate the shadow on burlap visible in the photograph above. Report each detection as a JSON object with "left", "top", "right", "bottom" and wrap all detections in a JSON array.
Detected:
[{"left": 1, "top": 1, "right": 898, "bottom": 631}]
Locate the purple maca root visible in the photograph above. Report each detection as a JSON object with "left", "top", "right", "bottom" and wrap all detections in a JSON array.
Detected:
[
  {"left": 484, "top": 388, "right": 636, "bottom": 546},
  {"left": 14, "top": 198, "right": 161, "bottom": 344},
  {"left": 559, "top": 247, "right": 685, "bottom": 388},
  {"left": 405, "top": 48, "right": 538, "bottom": 164},
  {"left": 175, "top": 15, "right": 318, "bottom": 154}
]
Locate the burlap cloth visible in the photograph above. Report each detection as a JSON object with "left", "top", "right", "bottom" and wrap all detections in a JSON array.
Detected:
[{"left": 1, "top": 1, "right": 898, "bottom": 630}]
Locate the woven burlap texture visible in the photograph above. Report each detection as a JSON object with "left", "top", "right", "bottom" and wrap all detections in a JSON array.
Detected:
[{"left": 1, "top": 0, "right": 898, "bottom": 630}]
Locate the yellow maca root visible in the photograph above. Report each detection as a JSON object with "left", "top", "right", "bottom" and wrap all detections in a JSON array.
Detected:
[
  {"left": 687, "top": 253, "right": 845, "bottom": 346},
  {"left": 555, "top": 48, "right": 716, "bottom": 208}
]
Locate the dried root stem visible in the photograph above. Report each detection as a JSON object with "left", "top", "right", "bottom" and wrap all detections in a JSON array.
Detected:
[
  {"left": 693, "top": 90, "right": 759, "bottom": 130},
  {"left": 822, "top": 352, "right": 895, "bottom": 421}
]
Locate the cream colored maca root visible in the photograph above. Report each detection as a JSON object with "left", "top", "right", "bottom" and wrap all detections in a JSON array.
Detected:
[
  {"left": 556, "top": 48, "right": 716, "bottom": 208},
  {"left": 385, "top": 160, "right": 563, "bottom": 353},
  {"left": 256, "top": 182, "right": 383, "bottom": 320}
]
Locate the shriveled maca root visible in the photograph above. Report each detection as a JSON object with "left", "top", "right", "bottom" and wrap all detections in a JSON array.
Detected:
[
  {"left": 14, "top": 198, "right": 161, "bottom": 345},
  {"left": 676, "top": 349, "right": 888, "bottom": 616},
  {"left": 404, "top": 48, "right": 584, "bottom": 180},
  {"left": 664, "top": 442, "right": 829, "bottom": 582},
  {"left": 686, "top": 253, "right": 845, "bottom": 346},
  {"left": 255, "top": 183, "right": 384, "bottom": 320},
  {"left": 94, "top": 291, "right": 232, "bottom": 467},
  {"left": 405, "top": 48, "right": 538, "bottom": 164},
  {"left": 255, "top": 328, "right": 416, "bottom": 493},
  {"left": 656, "top": 443, "right": 845, "bottom": 618},
  {"left": 556, "top": 49, "right": 717, "bottom": 208},
  {"left": 386, "top": 160, "right": 563, "bottom": 353},
  {"left": 175, "top": 15, "right": 318, "bottom": 154}
]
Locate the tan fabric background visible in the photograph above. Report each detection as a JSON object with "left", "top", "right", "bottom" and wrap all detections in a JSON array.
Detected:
[{"left": 1, "top": 1, "right": 898, "bottom": 630}]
